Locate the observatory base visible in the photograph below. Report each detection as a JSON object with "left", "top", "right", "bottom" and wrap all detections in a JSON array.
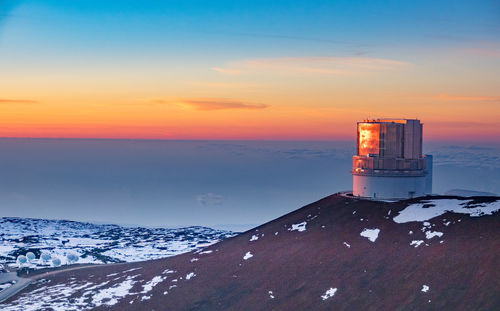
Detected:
[{"left": 353, "top": 174, "right": 428, "bottom": 200}]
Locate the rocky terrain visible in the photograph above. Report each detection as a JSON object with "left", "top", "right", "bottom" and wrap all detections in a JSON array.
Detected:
[{"left": 1, "top": 194, "right": 499, "bottom": 310}]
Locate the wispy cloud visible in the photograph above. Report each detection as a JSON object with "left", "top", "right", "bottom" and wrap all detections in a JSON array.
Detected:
[
  {"left": 0, "top": 99, "right": 39, "bottom": 104},
  {"left": 434, "top": 94, "right": 500, "bottom": 102},
  {"left": 213, "top": 56, "right": 410, "bottom": 76},
  {"left": 148, "top": 98, "right": 269, "bottom": 111}
]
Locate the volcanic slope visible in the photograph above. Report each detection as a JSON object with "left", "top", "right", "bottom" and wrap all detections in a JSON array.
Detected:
[{"left": 2, "top": 194, "right": 499, "bottom": 311}]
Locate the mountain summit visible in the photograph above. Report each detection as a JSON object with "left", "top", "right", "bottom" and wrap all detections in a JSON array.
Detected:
[{"left": 2, "top": 194, "right": 499, "bottom": 310}]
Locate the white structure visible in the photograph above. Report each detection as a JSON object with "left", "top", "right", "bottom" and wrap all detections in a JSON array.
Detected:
[{"left": 352, "top": 119, "right": 432, "bottom": 199}]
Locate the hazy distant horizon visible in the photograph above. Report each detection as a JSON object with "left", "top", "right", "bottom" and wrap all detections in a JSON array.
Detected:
[
  {"left": 1, "top": 136, "right": 499, "bottom": 143},
  {"left": 0, "top": 138, "right": 498, "bottom": 228}
]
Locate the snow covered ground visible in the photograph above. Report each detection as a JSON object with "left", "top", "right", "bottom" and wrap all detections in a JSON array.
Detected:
[
  {"left": 393, "top": 199, "right": 500, "bottom": 223},
  {"left": 1, "top": 273, "right": 146, "bottom": 310},
  {"left": 0, "top": 217, "right": 235, "bottom": 269}
]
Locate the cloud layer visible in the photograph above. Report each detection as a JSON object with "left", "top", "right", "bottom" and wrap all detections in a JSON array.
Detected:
[
  {"left": 0, "top": 99, "right": 38, "bottom": 104},
  {"left": 149, "top": 98, "right": 269, "bottom": 111}
]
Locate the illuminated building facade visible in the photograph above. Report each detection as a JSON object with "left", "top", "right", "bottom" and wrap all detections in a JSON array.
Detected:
[{"left": 352, "top": 119, "right": 432, "bottom": 199}]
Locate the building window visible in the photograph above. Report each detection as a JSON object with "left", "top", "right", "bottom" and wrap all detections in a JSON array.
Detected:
[{"left": 358, "top": 123, "right": 380, "bottom": 156}]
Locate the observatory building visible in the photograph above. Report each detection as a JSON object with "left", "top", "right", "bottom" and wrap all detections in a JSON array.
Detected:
[{"left": 352, "top": 119, "right": 432, "bottom": 199}]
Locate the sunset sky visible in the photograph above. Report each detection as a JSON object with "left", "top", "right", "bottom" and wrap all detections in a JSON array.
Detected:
[{"left": 1, "top": 0, "right": 499, "bottom": 141}]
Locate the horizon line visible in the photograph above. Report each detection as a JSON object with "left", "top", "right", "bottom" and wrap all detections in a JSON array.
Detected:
[{"left": 0, "top": 136, "right": 499, "bottom": 143}]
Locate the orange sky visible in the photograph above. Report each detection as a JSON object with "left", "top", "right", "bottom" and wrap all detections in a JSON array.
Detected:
[
  {"left": 1, "top": 93, "right": 498, "bottom": 141},
  {"left": 1, "top": 2, "right": 499, "bottom": 141}
]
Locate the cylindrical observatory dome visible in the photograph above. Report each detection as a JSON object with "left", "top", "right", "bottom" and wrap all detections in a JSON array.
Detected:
[{"left": 352, "top": 119, "right": 432, "bottom": 199}]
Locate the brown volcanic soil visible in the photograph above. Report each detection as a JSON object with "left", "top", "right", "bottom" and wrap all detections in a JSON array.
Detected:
[{"left": 4, "top": 194, "right": 500, "bottom": 310}]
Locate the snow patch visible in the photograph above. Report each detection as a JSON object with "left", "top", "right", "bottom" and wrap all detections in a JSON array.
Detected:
[
  {"left": 343, "top": 242, "right": 351, "bottom": 248},
  {"left": 321, "top": 287, "right": 337, "bottom": 300},
  {"left": 421, "top": 285, "right": 430, "bottom": 293},
  {"left": 243, "top": 252, "right": 253, "bottom": 260},
  {"left": 186, "top": 272, "right": 196, "bottom": 280},
  {"left": 122, "top": 267, "right": 142, "bottom": 274},
  {"left": 410, "top": 240, "right": 424, "bottom": 248},
  {"left": 249, "top": 235, "right": 259, "bottom": 241},
  {"left": 288, "top": 222, "right": 307, "bottom": 232},
  {"left": 360, "top": 228, "right": 380, "bottom": 242},
  {"left": 268, "top": 290, "right": 275, "bottom": 299},
  {"left": 393, "top": 199, "right": 500, "bottom": 223},
  {"left": 141, "top": 275, "right": 166, "bottom": 294},
  {"left": 90, "top": 277, "right": 138, "bottom": 307},
  {"left": 425, "top": 231, "right": 443, "bottom": 239}
]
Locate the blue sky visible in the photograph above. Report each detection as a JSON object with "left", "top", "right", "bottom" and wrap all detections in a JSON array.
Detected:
[{"left": 3, "top": 0, "right": 499, "bottom": 58}]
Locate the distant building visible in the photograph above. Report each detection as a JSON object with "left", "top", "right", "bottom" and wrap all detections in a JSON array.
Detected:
[{"left": 352, "top": 119, "right": 432, "bottom": 199}]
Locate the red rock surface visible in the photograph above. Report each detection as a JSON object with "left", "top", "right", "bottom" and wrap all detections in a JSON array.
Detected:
[{"left": 3, "top": 194, "right": 500, "bottom": 310}]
